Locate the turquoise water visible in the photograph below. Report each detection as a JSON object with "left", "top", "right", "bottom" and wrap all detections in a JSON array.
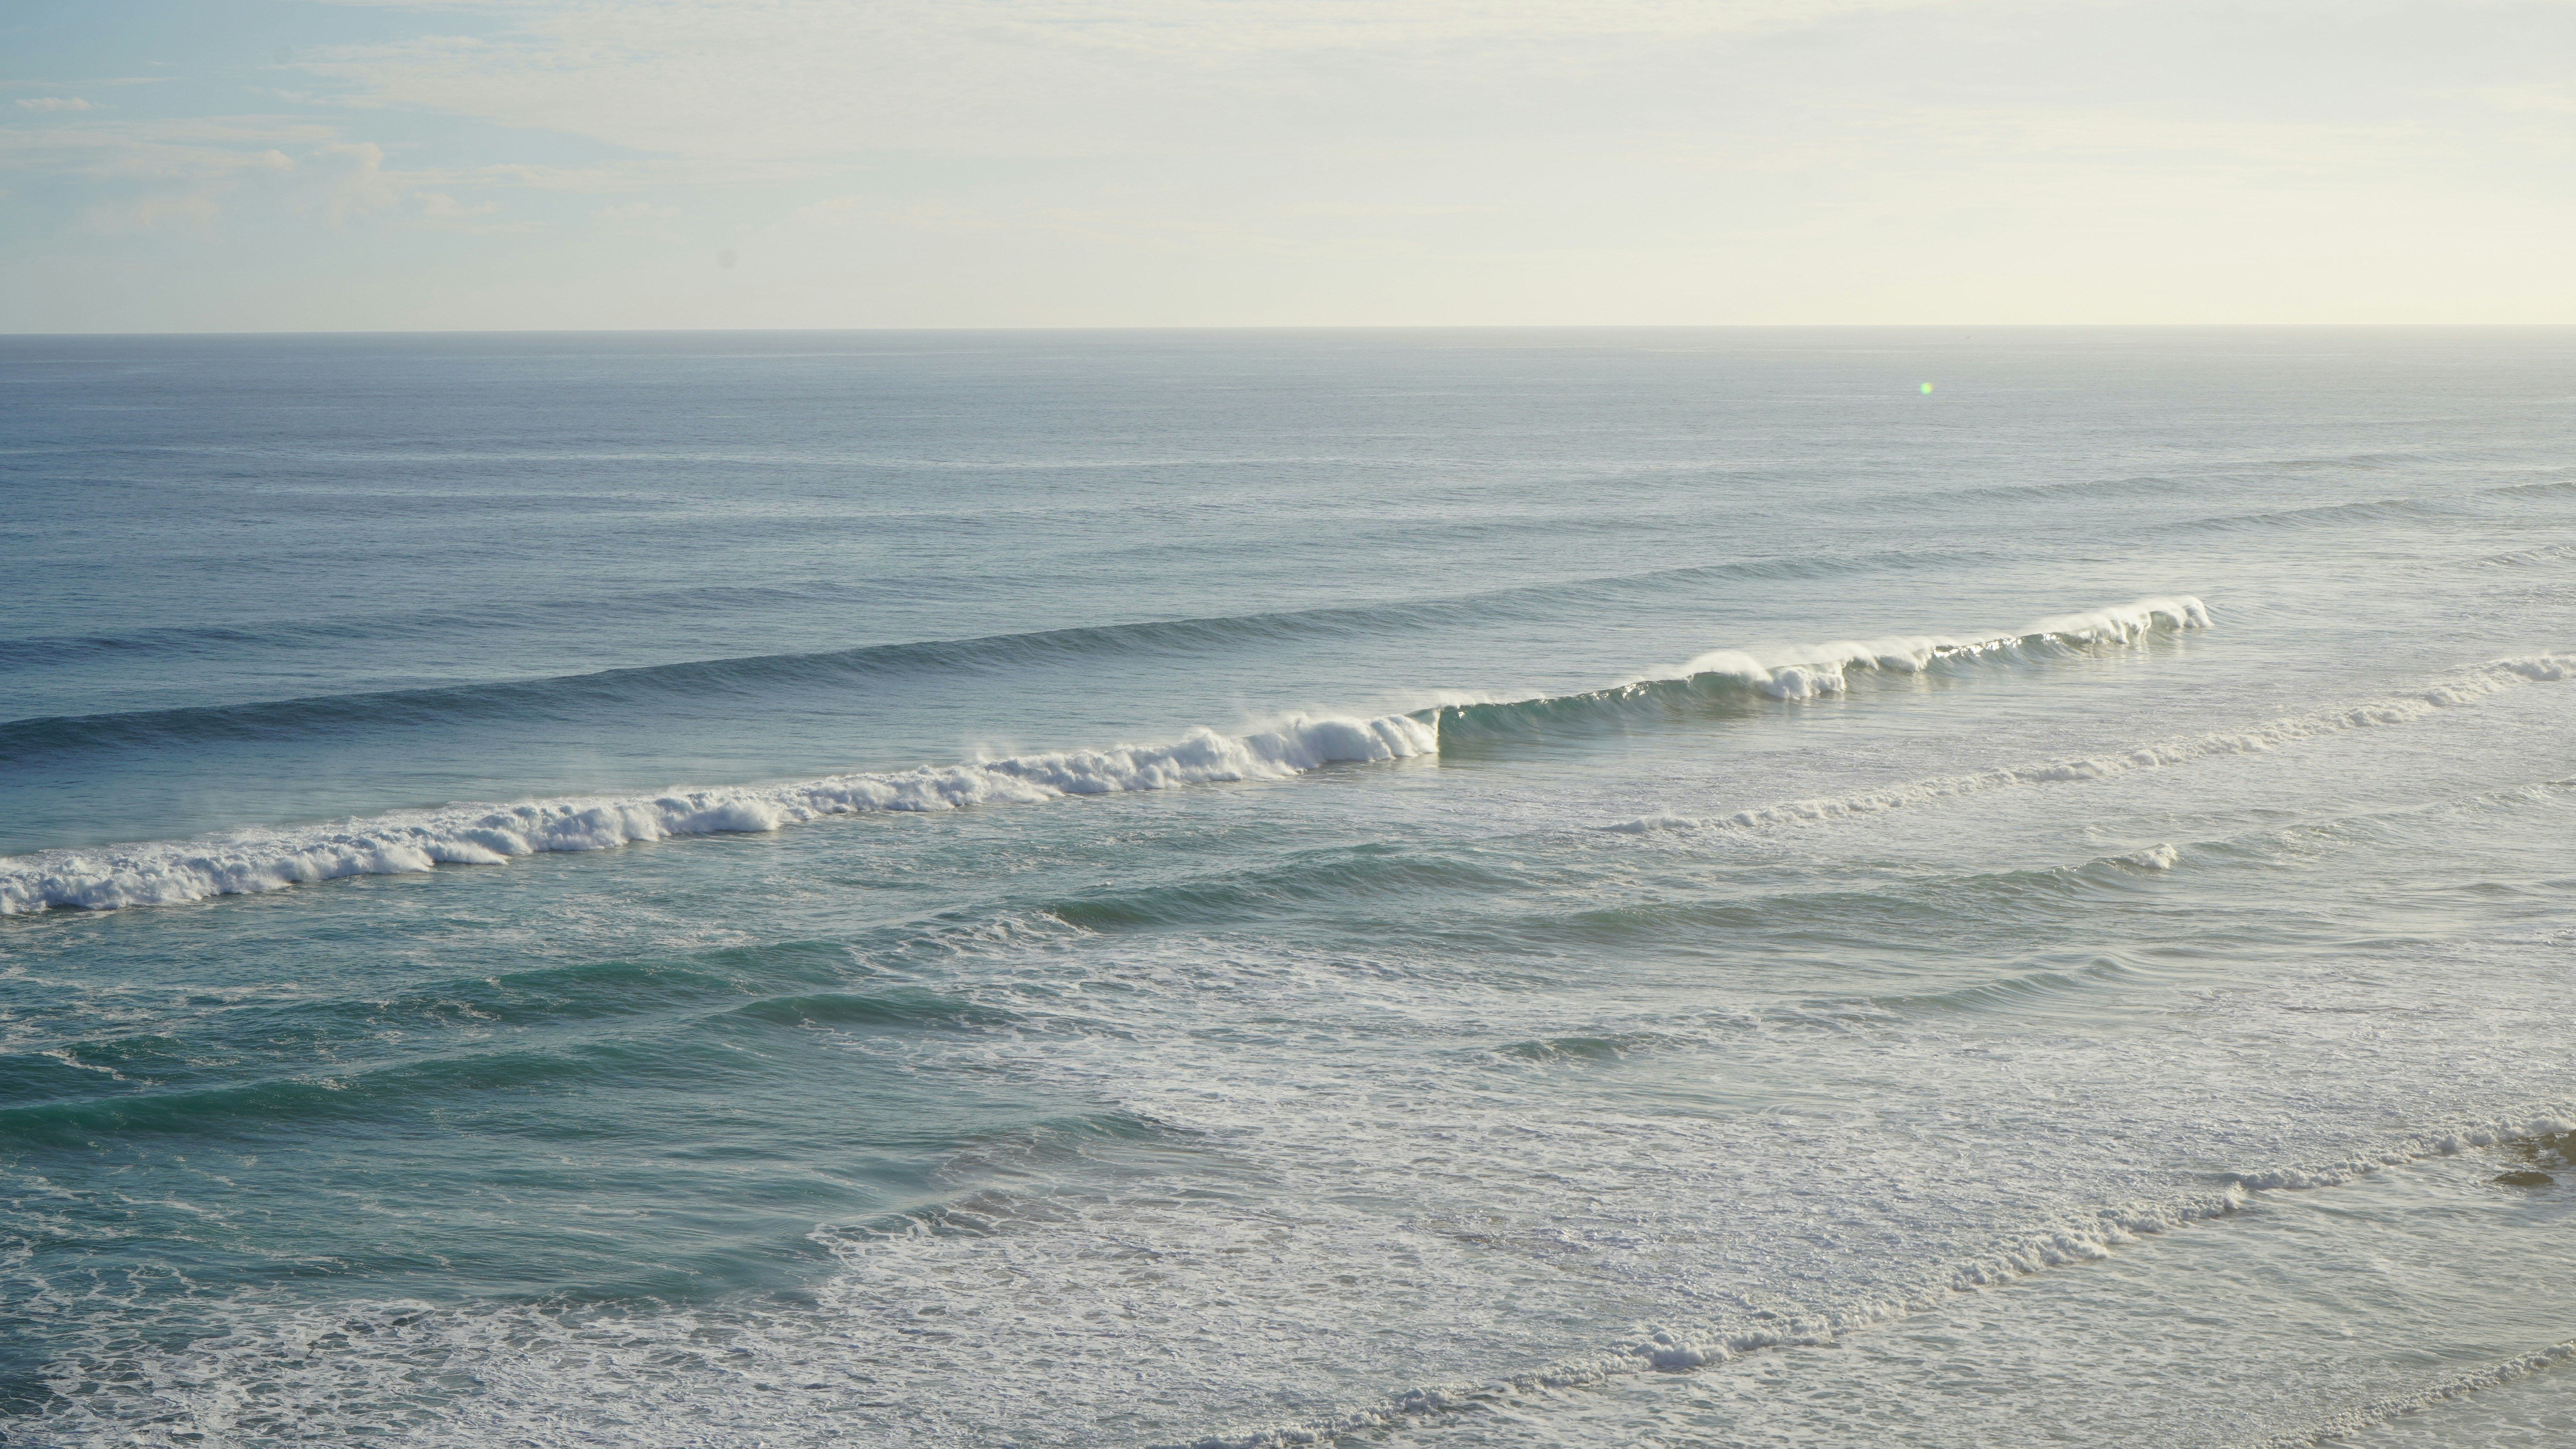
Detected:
[{"left": 4, "top": 328, "right": 2574, "bottom": 1445}]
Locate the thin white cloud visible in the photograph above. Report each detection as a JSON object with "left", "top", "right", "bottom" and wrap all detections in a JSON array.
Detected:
[
  {"left": 417, "top": 189, "right": 497, "bottom": 217},
  {"left": 0, "top": 120, "right": 434, "bottom": 232},
  {"left": 0, "top": 120, "right": 322, "bottom": 181},
  {"left": 16, "top": 96, "right": 97, "bottom": 112},
  {"left": 593, "top": 200, "right": 678, "bottom": 222},
  {"left": 415, "top": 187, "right": 535, "bottom": 232},
  {"left": 0, "top": 76, "right": 169, "bottom": 88}
]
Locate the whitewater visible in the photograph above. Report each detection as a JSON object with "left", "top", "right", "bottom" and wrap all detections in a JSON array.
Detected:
[
  {"left": 7, "top": 328, "right": 2576, "bottom": 1449},
  {"left": 2, "top": 596, "right": 2210, "bottom": 915}
]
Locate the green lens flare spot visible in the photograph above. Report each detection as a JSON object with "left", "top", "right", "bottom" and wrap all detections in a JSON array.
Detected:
[{"left": 1920, "top": 382, "right": 1935, "bottom": 394}]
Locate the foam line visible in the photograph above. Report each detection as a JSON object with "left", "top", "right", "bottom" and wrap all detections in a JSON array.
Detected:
[
  {"left": 1610, "top": 652, "right": 2575, "bottom": 834},
  {"left": 2230, "top": 1339, "right": 2576, "bottom": 1448},
  {"left": 0, "top": 715, "right": 1434, "bottom": 915},
  {"left": 1176, "top": 1108, "right": 2576, "bottom": 1449}
]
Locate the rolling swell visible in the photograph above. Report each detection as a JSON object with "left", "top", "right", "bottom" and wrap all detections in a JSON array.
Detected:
[
  {"left": 0, "top": 945, "right": 939, "bottom": 1111},
  {"left": 1045, "top": 846, "right": 1533, "bottom": 932},
  {"left": 2164, "top": 496, "right": 2452, "bottom": 534},
  {"left": 0, "top": 575, "right": 969, "bottom": 675},
  {"left": 4, "top": 620, "right": 1353, "bottom": 754},
  {"left": 0, "top": 545, "right": 1979, "bottom": 729},
  {"left": 0, "top": 1047, "right": 646, "bottom": 1143},
  {"left": 0, "top": 981, "right": 1017, "bottom": 1143},
  {"left": 1042, "top": 825, "right": 2199, "bottom": 972}
]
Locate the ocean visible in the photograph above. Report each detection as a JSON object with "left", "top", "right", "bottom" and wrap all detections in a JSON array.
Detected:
[{"left": 3, "top": 327, "right": 2573, "bottom": 1446}]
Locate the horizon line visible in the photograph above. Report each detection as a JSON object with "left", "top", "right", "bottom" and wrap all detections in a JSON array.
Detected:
[{"left": 9, "top": 321, "right": 2576, "bottom": 340}]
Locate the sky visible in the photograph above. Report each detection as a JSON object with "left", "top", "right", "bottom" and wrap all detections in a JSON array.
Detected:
[{"left": 3, "top": 0, "right": 2572, "bottom": 331}]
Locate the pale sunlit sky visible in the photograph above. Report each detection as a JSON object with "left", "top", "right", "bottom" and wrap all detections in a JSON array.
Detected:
[{"left": 4, "top": 0, "right": 2572, "bottom": 331}]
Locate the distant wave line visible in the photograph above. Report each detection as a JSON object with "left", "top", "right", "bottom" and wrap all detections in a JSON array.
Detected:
[{"left": 0, "top": 546, "right": 1993, "bottom": 736}]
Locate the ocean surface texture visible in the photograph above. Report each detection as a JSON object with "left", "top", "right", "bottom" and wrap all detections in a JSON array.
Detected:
[{"left": 5, "top": 328, "right": 2575, "bottom": 1448}]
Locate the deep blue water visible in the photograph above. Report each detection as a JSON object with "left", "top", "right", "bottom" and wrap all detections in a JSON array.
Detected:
[{"left": 4, "top": 329, "right": 2576, "bottom": 1446}]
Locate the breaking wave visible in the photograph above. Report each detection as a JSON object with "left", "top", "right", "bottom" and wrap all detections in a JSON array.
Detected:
[
  {"left": 0, "top": 595, "right": 2204, "bottom": 916},
  {"left": 0, "top": 715, "right": 1434, "bottom": 915},
  {"left": 1435, "top": 595, "right": 2209, "bottom": 742}
]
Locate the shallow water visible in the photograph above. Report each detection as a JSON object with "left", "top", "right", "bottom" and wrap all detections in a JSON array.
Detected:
[{"left": 4, "top": 328, "right": 2573, "bottom": 1445}]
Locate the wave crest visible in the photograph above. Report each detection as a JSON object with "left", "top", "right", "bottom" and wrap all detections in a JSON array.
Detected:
[
  {"left": 0, "top": 714, "right": 1435, "bottom": 915},
  {"left": 1439, "top": 595, "right": 2210, "bottom": 745}
]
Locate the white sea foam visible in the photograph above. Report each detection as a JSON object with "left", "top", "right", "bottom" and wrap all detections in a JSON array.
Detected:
[
  {"left": 1647, "top": 594, "right": 2211, "bottom": 700},
  {"left": 1613, "top": 653, "right": 2576, "bottom": 834},
  {"left": 21, "top": 899, "right": 2576, "bottom": 1449},
  {"left": 0, "top": 713, "right": 1435, "bottom": 915},
  {"left": 25, "top": 1130, "right": 2513, "bottom": 1449},
  {"left": 2227, "top": 1112, "right": 2576, "bottom": 1191},
  {"left": 1181, "top": 1107, "right": 2576, "bottom": 1449}
]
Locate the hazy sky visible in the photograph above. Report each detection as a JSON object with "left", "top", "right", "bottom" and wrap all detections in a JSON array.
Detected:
[{"left": 4, "top": 0, "right": 2571, "bottom": 330}]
